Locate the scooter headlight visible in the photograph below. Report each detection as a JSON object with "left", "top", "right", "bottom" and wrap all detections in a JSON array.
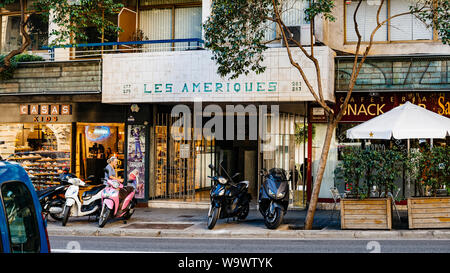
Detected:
[
  {"left": 268, "top": 188, "right": 276, "bottom": 197},
  {"left": 268, "top": 188, "right": 285, "bottom": 199},
  {"left": 276, "top": 192, "right": 286, "bottom": 199}
]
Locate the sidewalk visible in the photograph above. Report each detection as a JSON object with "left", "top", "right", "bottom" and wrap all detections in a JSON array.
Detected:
[{"left": 46, "top": 206, "right": 450, "bottom": 240}]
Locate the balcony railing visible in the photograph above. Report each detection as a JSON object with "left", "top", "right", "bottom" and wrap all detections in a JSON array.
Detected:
[{"left": 40, "top": 38, "right": 205, "bottom": 61}]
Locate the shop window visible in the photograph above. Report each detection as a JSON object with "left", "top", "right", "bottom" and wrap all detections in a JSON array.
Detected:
[
  {"left": 0, "top": 123, "right": 72, "bottom": 191},
  {"left": 139, "top": 0, "right": 202, "bottom": 51},
  {"left": 76, "top": 123, "right": 125, "bottom": 183},
  {"left": 1, "top": 15, "right": 22, "bottom": 53},
  {"left": 152, "top": 112, "right": 215, "bottom": 201},
  {"left": 74, "top": 13, "right": 118, "bottom": 58},
  {"left": 345, "top": 0, "right": 388, "bottom": 42},
  {"left": 389, "top": 0, "right": 433, "bottom": 41},
  {"left": 1, "top": 181, "right": 41, "bottom": 253},
  {"left": 27, "top": 13, "right": 49, "bottom": 51},
  {"left": 345, "top": 0, "right": 433, "bottom": 43},
  {"left": 0, "top": 13, "right": 48, "bottom": 53}
]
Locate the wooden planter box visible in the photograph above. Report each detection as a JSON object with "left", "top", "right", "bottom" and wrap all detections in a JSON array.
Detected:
[
  {"left": 341, "top": 198, "right": 392, "bottom": 230},
  {"left": 407, "top": 197, "right": 450, "bottom": 229}
]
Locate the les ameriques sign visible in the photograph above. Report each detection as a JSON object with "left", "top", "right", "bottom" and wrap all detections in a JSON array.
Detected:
[
  {"left": 141, "top": 81, "right": 278, "bottom": 94},
  {"left": 102, "top": 47, "right": 335, "bottom": 103},
  {"left": 332, "top": 92, "right": 450, "bottom": 122}
]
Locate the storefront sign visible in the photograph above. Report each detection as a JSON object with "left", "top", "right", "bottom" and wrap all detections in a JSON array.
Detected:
[
  {"left": 127, "top": 125, "right": 146, "bottom": 199},
  {"left": 309, "top": 107, "right": 327, "bottom": 122},
  {"left": 333, "top": 92, "right": 450, "bottom": 122},
  {"left": 20, "top": 104, "right": 72, "bottom": 122},
  {"left": 102, "top": 47, "right": 335, "bottom": 103},
  {"left": 180, "top": 144, "right": 190, "bottom": 159}
]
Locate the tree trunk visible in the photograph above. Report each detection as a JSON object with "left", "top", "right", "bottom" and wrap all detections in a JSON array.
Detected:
[
  {"left": 0, "top": 0, "right": 31, "bottom": 74},
  {"left": 304, "top": 119, "right": 336, "bottom": 230}
]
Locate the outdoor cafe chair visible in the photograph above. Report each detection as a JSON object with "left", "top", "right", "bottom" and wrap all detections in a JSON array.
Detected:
[
  {"left": 329, "top": 187, "right": 346, "bottom": 221},
  {"left": 380, "top": 188, "right": 401, "bottom": 221}
]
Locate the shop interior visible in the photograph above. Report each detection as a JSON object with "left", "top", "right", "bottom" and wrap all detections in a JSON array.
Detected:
[
  {"left": 0, "top": 123, "right": 71, "bottom": 190},
  {"left": 75, "top": 123, "right": 125, "bottom": 184}
]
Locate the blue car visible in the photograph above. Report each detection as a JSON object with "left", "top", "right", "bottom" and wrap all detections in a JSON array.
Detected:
[{"left": 0, "top": 161, "right": 51, "bottom": 253}]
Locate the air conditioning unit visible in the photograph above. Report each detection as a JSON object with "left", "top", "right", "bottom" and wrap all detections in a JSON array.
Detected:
[
  {"left": 282, "top": 26, "right": 301, "bottom": 47},
  {"left": 282, "top": 25, "right": 314, "bottom": 47}
]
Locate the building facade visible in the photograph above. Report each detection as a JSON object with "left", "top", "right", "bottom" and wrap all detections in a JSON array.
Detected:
[
  {"left": 1, "top": 0, "right": 448, "bottom": 208},
  {"left": 317, "top": 0, "right": 450, "bottom": 202}
]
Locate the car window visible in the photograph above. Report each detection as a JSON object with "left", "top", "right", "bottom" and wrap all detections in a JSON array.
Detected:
[{"left": 1, "top": 181, "right": 41, "bottom": 253}]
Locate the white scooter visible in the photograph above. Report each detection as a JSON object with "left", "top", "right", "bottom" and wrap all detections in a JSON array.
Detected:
[{"left": 61, "top": 177, "right": 105, "bottom": 226}]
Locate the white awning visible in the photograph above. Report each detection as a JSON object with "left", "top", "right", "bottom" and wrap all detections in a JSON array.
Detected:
[{"left": 346, "top": 101, "right": 450, "bottom": 140}]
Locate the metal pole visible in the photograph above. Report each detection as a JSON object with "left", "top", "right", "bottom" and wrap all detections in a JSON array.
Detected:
[{"left": 406, "top": 138, "right": 411, "bottom": 198}]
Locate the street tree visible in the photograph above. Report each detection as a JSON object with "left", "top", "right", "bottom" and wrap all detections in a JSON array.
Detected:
[
  {"left": 0, "top": 0, "right": 124, "bottom": 73},
  {"left": 204, "top": 0, "right": 449, "bottom": 229}
]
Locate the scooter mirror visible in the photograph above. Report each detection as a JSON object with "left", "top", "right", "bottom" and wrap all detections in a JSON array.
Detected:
[{"left": 208, "top": 164, "right": 214, "bottom": 169}]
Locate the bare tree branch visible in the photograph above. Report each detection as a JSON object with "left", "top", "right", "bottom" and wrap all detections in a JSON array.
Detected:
[
  {"left": 272, "top": 0, "right": 334, "bottom": 115},
  {"left": 335, "top": 1, "right": 430, "bottom": 122}
]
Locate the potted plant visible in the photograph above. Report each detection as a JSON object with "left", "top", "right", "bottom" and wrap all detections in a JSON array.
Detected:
[
  {"left": 407, "top": 145, "right": 450, "bottom": 229},
  {"left": 335, "top": 147, "right": 403, "bottom": 230}
]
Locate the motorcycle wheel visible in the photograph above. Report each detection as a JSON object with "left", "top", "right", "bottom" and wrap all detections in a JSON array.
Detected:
[
  {"left": 61, "top": 205, "right": 71, "bottom": 226},
  {"left": 49, "top": 200, "right": 65, "bottom": 221},
  {"left": 237, "top": 202, "right": 250, "bottom": 221},
  {"left": 98, "top": 205, "right": 111, "bottom": 228},
  {"left": 207, "top": 205, "right": 220, "bottom": 230},
  {"left": 264, "top": 207, "right": 283, "bottom": 230},
  {"left": 122, "top": 199, "right": 137, "bottom": 220}
]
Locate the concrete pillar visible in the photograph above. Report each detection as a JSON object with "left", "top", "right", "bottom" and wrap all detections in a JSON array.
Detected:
[
  {"left": 48, "top": 9, "right": 71, "bottom": 61},
  {"left": 201, "top": 0, "right": 212, "bottom": 41}
]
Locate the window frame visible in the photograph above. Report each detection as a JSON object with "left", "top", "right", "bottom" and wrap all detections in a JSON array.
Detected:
[
  {"left": 137, "top": 0, "right": 202, "bottom": 45},
  {"left": 343, "top": 0, "right": 438, "bottom": 45}
]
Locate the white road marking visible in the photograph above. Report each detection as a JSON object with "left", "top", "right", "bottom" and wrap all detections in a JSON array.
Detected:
[{"left": 51, "top": 249, "right": 175, "bottom": 253}]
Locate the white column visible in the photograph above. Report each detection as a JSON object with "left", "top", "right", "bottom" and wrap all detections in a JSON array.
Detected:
[
  {"left": 48, "top": 9, "right": 71, "bottom": 61},
  {"left": 201, "top": 0, "right": 212, "bottom": 41}
]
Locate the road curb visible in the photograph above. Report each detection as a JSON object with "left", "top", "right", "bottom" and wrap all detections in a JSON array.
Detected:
[{"left": 47, "top": 227, "right": 450, "bottom": 240}]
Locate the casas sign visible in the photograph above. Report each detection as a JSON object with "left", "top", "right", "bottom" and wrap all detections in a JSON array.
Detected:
[{"left": 20, "top": 104, "right": 72, "bottom": 122}]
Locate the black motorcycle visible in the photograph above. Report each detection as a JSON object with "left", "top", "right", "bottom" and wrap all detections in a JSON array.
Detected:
[
  {"left": 258, "top": 168, "right": 290, "bottom": 229},
  {"left": 207, "top": 162, "right": 252, "bottom": 230},
  {"left": 37, "top": 172, "right": 75, "bottom": 221}
]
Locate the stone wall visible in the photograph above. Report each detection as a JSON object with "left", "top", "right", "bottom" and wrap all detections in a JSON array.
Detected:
[{"left": 0, "top": 60, "right": 101, "bottom": 95}]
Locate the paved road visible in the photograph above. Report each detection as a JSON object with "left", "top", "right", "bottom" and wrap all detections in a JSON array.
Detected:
[{"left": 50, "top": 235, "right": 450, "bottom": 253}]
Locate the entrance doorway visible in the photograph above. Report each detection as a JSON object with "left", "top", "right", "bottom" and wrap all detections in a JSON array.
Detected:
[{"left": 215, "top": 140, "right": 258, "bottom": 200}]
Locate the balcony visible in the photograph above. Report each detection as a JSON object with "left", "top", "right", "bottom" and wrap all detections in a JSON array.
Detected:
[
  {"left": 44, "top": 38, "right": 205, "bottom": 60},
  {"left": 0, "top": 39, "right": 203, "bottom": 96}
]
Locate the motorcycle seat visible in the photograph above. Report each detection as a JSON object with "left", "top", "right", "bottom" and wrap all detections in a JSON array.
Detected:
[
  {"left": 82, "top": 185, "right": 105, "bottom": 199},
  {"left": 37, "top": 186, "right": 59, "bottom": 197},
  {"left": 234, "top": 181, "right": 249, "bottom": 191}
]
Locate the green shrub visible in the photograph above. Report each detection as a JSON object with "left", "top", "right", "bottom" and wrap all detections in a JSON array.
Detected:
[
  {"left": 0, "top": 53, "right": 44, "bottom": 81},
  {"left": 411, "top": 145, "right": 450, "bottom": 197},
  {"left": 335, "top": 147, "right": 405, "bottom": 199}
]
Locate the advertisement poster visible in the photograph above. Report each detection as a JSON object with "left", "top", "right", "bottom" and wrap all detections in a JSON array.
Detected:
[{"left": 127, "top": 125, "right": 146, "bottom": 199}]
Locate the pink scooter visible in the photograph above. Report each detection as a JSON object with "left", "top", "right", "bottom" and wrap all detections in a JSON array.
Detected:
[{"left": 98, "top": 179, "right": 136, "bottom": 228}]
